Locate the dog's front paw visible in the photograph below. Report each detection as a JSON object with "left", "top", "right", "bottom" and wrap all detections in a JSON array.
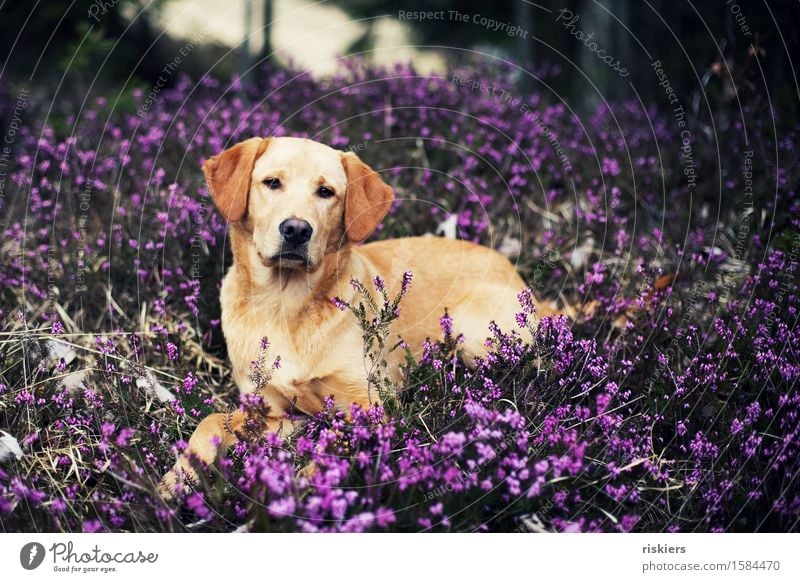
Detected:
[{"left": 157, "top": 461, "right": 198, "bottom": 500}]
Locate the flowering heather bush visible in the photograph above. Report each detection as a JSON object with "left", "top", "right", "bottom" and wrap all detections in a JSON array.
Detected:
[{"left": 0, "top": 60, "right": 798, "bottom": 532}]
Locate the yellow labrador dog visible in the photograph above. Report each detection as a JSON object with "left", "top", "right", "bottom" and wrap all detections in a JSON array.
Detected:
[{"left": 159, "top": 136, "right": 562, "bottom": 495}]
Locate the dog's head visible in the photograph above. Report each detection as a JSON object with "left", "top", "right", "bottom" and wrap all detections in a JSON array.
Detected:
[{"left": 203, "top": 136, "right": 394, "bottom": 271}]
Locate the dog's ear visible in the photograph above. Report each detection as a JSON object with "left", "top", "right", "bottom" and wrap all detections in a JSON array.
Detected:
[
  {"left": 202, "top": 137, "right": 270, "bottom": 222},
  {"left": 341, "top": 152, "right": 394, "bottom": 244}
]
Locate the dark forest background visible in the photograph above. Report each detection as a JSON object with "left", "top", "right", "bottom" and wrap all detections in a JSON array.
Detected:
[{"left": 1, "top": 1, "right": 798, "bottom": 125}]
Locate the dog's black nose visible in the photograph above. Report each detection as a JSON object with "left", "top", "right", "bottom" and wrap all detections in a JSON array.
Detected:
[{"left": 279, "top": 219, "right": 313, "bottom": 246}]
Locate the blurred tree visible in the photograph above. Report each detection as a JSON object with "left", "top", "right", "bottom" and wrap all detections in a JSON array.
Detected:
[
  {"left": 0, "top": 1, "right": 170, "bottom": 82},
  {"left": 257, "top": 0, "right": 273, "bottom": 63},
  {"left": 336, "top": 0, "right": 799, "bottom": 119},
  {"left": 0, "top": 0, "right": 243, "bottom": 117}
]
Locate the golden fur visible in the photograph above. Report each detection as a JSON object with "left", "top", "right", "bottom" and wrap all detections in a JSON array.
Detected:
[{"left": 159, "top": 136, "right": 562, "bottom": 496}]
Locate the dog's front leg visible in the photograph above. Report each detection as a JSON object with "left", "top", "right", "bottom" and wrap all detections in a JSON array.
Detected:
[
  {"left": 158, "top": 410, "right": 245, "bottom": 499},
  {"left": 158, "top": 411, "right": 295, "bottom": 499}
]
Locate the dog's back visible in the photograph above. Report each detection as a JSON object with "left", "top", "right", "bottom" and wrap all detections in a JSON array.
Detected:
[{"left": 357, "top": 236, "right": 556, "bottom": 366}]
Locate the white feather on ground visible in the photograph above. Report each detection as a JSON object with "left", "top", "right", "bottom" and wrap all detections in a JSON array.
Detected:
[
  {"left": 569, "top": 238, "right": 596, "bottom": 271},
  {"left": 45, "top": 340, "right": 77, "bottom": 366},
  {"left": 59, "top": 369, "right": 90, "bottom": 393},
  {"left": 0, "top": 431, "right": 23, "bottom": 463},
  {"left": 136, "top": 370, "right": 176, "bottom": 402},
  {"left": 497, "top": 234, "right": 522, "bottom": 258},
  {"left": 435, "top": 213, "right": 458, "bottom": 239}
]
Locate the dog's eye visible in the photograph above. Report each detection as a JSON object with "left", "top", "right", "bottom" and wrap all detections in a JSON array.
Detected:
[
  {"left": 317, "top": 186, "right": 335, "bottom": 198},
  {"left": 263, "top": 178, "right": 281, "bottom": 190}
]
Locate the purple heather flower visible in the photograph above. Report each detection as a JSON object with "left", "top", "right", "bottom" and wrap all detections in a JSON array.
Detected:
[
  {"left": 186, "top": 493, "right": 211, "bottom": 520},
  {"left": 440, "top": 311, "right": 453, "bottom": 336},
  {"left": 400, "top": 271, "right": 413, "bottom": 295},
  {"left": 82, "top": 519, "right": 104, "bottom": 533},
  {"left": 0, "top": 59, "right": 796, "bottom": 535},
  {"left": 331, "top": 296, "right": 349, "bottom": 311},
  {"left": 182, "top": 372, "right": 198, "bottom": 394}
]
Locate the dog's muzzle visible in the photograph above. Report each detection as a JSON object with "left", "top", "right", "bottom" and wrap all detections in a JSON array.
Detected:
[
  {"left": 279, "top": 218, "right": 313, "bottom": 247},
  {"left": 257, "top": 219, "right": 314, "bottom": 267}
]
